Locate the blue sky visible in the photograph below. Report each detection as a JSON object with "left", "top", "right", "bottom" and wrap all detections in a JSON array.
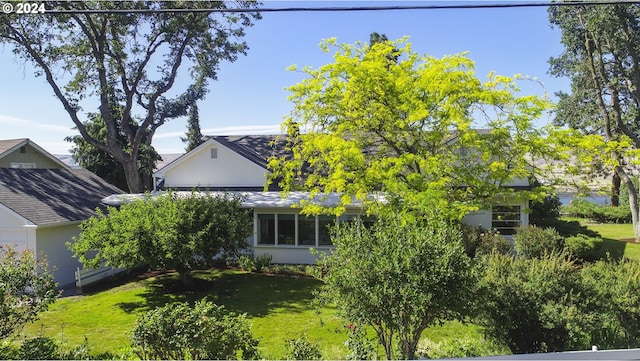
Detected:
[{"left": 0, "top": 1, "right": 569, "bottom": 155}]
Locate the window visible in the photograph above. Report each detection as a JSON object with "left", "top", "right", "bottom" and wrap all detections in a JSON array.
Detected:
[
  {"left": 298, "top": 215, "right": 316, "bottom": 246},
  {"left": 278, "top": 214, "right": 296, "bottom": 245},
  {"left": 318, "top": 215, "right": 335, "bottom": 246},
  {"left": 257, "top": 214, "right": 275, "bottom": 244},
  {"left": 10, "top": 162, "right": 36, "bottom": 168},
  {"left": 255, "top": 213, "right": 371, "bottom": 247},
  {"left": 210, "top": 148, "right": 218, "bottom": 159},
  {"left": 492, "top": 205, "right": 521, "bottom": 236}
]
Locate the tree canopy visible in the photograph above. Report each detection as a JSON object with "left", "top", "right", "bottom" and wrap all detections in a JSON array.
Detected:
[
  {"left": 69, "top": 192, "right": 252, "bottom": 287},
  {"left": 549, "top": 4, "right": 640, "bottom": 240},
  {"left": 313, "top": 216, "right": 475, "bottom": 360},
  {"left": 268, "top": 37, "right": 553, "bottom": 219},
  {"left": 0, "top": 1, "right": 260, "bottom": 192}
]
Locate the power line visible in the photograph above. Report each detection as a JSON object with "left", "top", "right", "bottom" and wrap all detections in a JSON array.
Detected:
[{"left": 23, "top": 1, "right": 640, "bottom": 15}]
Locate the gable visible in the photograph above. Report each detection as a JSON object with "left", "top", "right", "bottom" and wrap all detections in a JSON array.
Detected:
[
  {"left": 0, "top": 139, "right": 68, "bottom": 169},
  {"left": 156, "top": 137, "right": 281, "bottom": 190}
]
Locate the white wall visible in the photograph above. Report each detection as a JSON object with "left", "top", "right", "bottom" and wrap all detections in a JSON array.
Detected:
[
  {"left": 0, "top": 205, "right": 34, "bottom": 251},
  {"left": 36, "top": 223, "right": 83, "bottom": 288},
  {"left": 161, "top": 140, "right": 268, "bottom": 188},
  {"left": 254, "top": 246, "right": 331, "bottom": 265}
]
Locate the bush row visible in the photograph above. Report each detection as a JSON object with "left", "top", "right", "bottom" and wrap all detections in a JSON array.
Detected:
[{"left": 562, "top": 199, "right": 632, "bottom": 223}]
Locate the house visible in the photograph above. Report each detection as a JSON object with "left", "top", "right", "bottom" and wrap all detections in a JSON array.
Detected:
[
  {"left": 0, "top": 139, "right": 123, "bottom": 287},
  {"left": 145, "top": 135, "right": 530, "bottom": 264}
]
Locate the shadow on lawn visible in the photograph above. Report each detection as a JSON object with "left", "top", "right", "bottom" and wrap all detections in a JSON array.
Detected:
[{"left": 116, "top": 269, "right": 322, "bottom": 317}]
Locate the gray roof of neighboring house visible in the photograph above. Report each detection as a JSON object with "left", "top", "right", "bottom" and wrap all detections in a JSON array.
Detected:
[
  {"left": 0, "top": 168, "right": 123, "bottom": 226},
  {"left": 207, "top": 135, "right": 290, "bottom": 169},
  {"left": 0, "top": 138, "right": 26, "bottom": 155}
]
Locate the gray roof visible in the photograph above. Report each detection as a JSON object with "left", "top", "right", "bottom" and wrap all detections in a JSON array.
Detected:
[
  {"left": 0, "top": 138, "right": 26, "bottom": 156},
  {"left": 0, "top": 168, "right": 123, "bottom": 226},
  {"left": 207, "top": 135, "right": 290, "bottom": 169}
]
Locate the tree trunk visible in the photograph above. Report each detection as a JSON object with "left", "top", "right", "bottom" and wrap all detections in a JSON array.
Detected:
[
  {"left": 612, "top": 172, "right": 621, "bottom": 206},
  {"left": 178, "top": 270, "right": 195, "bottom": 289},
  {"left": 618, "top": 167, "right": 640, "bottom": 242},
  {"left": 122, "top": 159, "right": 144, "bottom": 194}
]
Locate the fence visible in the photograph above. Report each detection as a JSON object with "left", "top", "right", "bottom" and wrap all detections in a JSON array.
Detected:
[{"left": 75, "top": 266, "right": 124, "bottom": 290}]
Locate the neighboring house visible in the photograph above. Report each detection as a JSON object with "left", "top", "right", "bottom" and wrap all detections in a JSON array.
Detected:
[
  {"left": 145, "top": 135, "right": 530, "bottom": 264},
  {"left": 0, "top": 139, "right": 123, "bottom": 287}
]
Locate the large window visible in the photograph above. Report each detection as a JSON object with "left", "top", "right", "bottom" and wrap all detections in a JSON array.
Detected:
[
  {"left": 492, "top": 205, "right": 521, "bottom": 236},
  {"left": 255, "top": 213, "right": 372, "bottom": 247},
  {"left": 257, "top": 214, "right": 275, "bottom": 245},
  {"left": 278, "top": 214, "right": 296, "bottom": 245}
]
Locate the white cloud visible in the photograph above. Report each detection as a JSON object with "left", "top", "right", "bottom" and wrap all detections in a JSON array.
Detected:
[
  {"left": 0, "top": 114, "right": 75, "bottom": 134},
  {"left": 154, "top": 124, "right": 283, "bottom": 139}
]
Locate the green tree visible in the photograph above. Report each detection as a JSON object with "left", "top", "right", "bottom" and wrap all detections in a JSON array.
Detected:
[
  {"left": 0, "top": 245, "right": 58, "bottom": 341},
  {"left": 313, "top": 216, "right": 475, "bottom": 360},
  {"left": 65, "top": 90, "right": 160, "bottom": 191},
  {"left": 549, "top": 4, "right": 640, "bottom": 240},
  {"left": 0, "top": 1, "right": 260, "bottom": 193},
  {"left": 181, "top": 101, "right": 205, "bottom": 152},
  {"left": 269, "top": 37, "right": 553, "bottom": 219},
  {"left": 69, "top": 192, "right": 252, "bottom": 287}
]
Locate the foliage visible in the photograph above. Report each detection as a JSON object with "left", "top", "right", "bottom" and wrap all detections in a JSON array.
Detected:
[
  {"left": 181, "top": 102, "right": 205, "bottom": 152},
  {"left": 476, "top": 252, "right": 591, "bottom": 353},
  {"left": 19, "top": 336, "right": 59, "bottom": 360},
  {"left": 580, "top": 259, "right": 640, "bottom": 349},
  {"left": 0, "top": 1, "right": 260, "bottom": 192},
  {"left": 529, "top": 194, "right": 562, "bottom": 226},
  {"left": 417, "top": 337, "right": 510, "bottom": 359},
  {"left": 564, "top": 234, "right": 603, "bottom": 261},
  {"left": 70, "top": 192, "right": 252, "bottom": 287},
  {"left": 344, "top": 324, "right": 377, "bottom": 361},
  {"left": 284, "top": 334, "right": 322, "bottom": 360},
  {"left": 237, "top": 254, "right": 256, "bottom": 272},
  {"left": 132, "top": 300, "right": 259, "bottom": 360},
  {"left": 563, "top": 199, "right": 632, "bottom": 224},
  {"left": 0, "top": 245, "right": 58, "bottom": 341},
  {"left": 313, "top": 216, "right": 475, "bottom": 359},
  {"left": 549, "top": 4, "right": 640, "bottom": 240},
  {"left": 269, "top": 37, "right": 554, "bottom": 219},
  {"left": 460, "top": 224, "right": 512, "bottom": 258},
  {"left": 254, "top": 253, "right": 273, "bottom": 272},
  {"left": 64, "top": 91, "right": 160, "bottom": 192},
  {"left": 513, "top": 226, "right": 564, "bottom": 259}
]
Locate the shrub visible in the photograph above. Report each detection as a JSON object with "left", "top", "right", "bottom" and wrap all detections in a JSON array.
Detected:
[
  {"left": 254, "top": 253, "right": 273, "bottom": 272},
  {"left": 562, "top": 199, "right": 631, "bottom": 223},
  {"left": 344, "top": 324, "right": 376, "bottom": 361},
  {"left": 417, "top": 337, "right": 510, "bottom": 359},
  {"left": 237, "top": 254, "right": 256, "bottom": 272},
  {"left": 476, "top": 230, "right": 512, "bottom": 256},
  {"left": 132, "top": 300, "right": 259, "bottom": 360},
  {"left": 284, "top": 334, "right": 322, "bottom": 360},
  {"left": 514, "top": 226, "right": 564, "bottom": 259},
  {"left": 19, "top": 336, "right": 59, "bottom": 360},
  {"left": 476, "top": 253, "right": 592, "bottom": 353},
  {"left": 564, "top": 234, "right": 603, "bottom": 261},
  {"left": 530, "top": 194, "right": 562, "bottom": 226},
  {"left": 460, "top": 225, "right": 511, "bottom": 258},
  {"left": 581, "top": 259, "right": 640, "bottom": 348}
]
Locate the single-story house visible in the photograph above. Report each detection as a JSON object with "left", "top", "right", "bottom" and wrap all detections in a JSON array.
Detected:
[
  {"left": 140, "top": 135, "right": 530, "bottom": 264},
  {"left": 0, "top": 139, "right": 123, "bottom": 287}
]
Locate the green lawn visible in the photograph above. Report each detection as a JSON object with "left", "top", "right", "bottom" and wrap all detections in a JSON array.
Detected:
[
  {"left": 562, "top": 218, "right": 640, "bottom": 260},
  {"left": 18, "top": 268, "right": 479, "bottom": 359}
]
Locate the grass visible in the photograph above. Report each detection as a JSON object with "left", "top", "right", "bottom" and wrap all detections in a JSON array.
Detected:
[
  {"left": 560, "top": 217, "right": 640, "bottom": 261},
  {"left": 17, "top": 268, "right": 480, "bottom": 359}
]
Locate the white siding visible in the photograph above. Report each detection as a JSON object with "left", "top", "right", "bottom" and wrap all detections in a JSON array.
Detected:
[
  {"left": 0, "top": 205, "right": 33, "bottom": 251},
  {"left": 36, "top": 224, "right": 83, "bottom": 287},
  {"left": 161, "top": 140, "right": 268, "bottom": 188},
  {"left": 254, "top": 246, "right": 330, "bottom": 265}
]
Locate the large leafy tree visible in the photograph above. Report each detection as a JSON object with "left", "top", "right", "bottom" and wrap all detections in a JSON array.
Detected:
[
  {"left": 549, "top": 4, "right": 640, "bottom": 240},
  {"left": 313, "top": 216, "right": 475, "bottom": 360},
  {"left": 268, "top": 37, "right": 553, "bottom": 219},
  {"left": 0, "top": 245, "right": 58, "bottom": 341},
  {"left": 0, "top": 1, "right": 260, "bottom": 192},
  {"left": 181, "top": 101, "right": 205, "bottom": 152},
  {"left": 69, "top": 192, "right": 252, "bottom": 287},
  {"left": 65, "top": 90, "right": 160, "bottom": 191}
]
